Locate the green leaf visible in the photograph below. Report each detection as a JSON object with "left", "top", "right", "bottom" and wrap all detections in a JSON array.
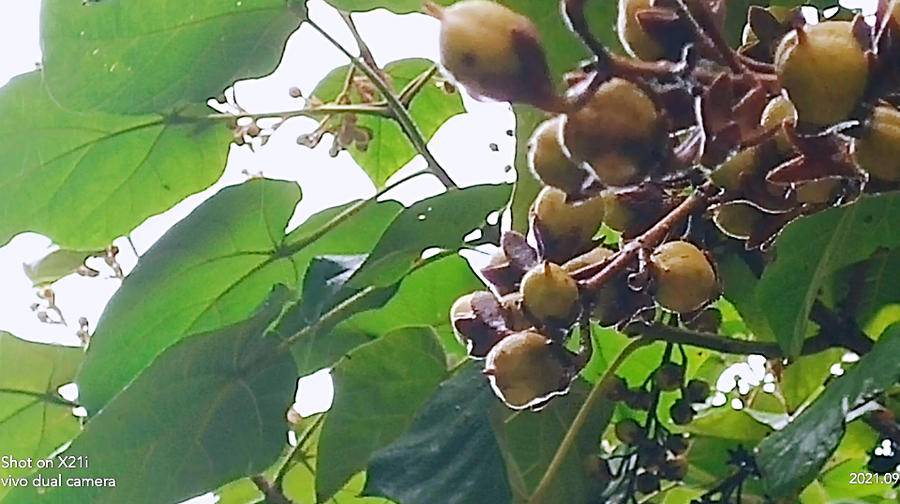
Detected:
[
  {"left": 0, "top": 334, "right": 82, "bottom": 501},
  {"left": 3, "top": 290, "right": 296, "bottom": 504},
  {"left": 780, "top": 348, "right": 844, "bottom": 414},
  {"left": 757, "top": 323, "right": 900, "bottom": 498},
  {"left": 349, "top": 184, "right": 512, "bottom": 287},
  {"left": 215, "top": 478, "right": 263, "bottom": 504},
  {"left": 342, "top": 255, "right": 482, "bottom": 356},
  {"left": 491, "top": 381, "right": 614, "bottom": 503},
  {"left": 683, "top": 407, "right": 771, "bottom": 442},
  {"left": 364, "top": 364, "right": 513, "bottom": 504},
  {"left": 23, "top": 248, "right": 103, "bottom": 287},
  {"left": 77, "top": 180, "right": 400, "bottom": 413},
  {"left": 0, "top": 72, "right": 229, "bottom": 249},
  {"left": 852, "top": 248, "right": 900, "bottom": 333},
  {"left": 40, "top": 0, "right": 305, "bottom": 113},
  {"left": 757, "top": 193, "right": 900, "bottom": 356},
  {"left": 717, "top": 254, "right": 776, "bottom": 342},
  {"left": 316, "top": 327, "right": 447, "bottom": 501},
  {"left": 311, "top": 59, "right": 464, "bottom": 186}
]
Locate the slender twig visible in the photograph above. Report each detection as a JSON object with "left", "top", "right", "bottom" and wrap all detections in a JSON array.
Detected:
[
  {"left": 638, "top": 323, "right": 837, "bottom": 358},
  {"left": 674, "top": 0, "right": 746, "bottom": 73},
  {"left": 339, "top": 12, "right": 378, "bottom": 70},
  {"left": 576, "top": 184, "right": 715, "bottom": 292},
  {"left": 251, "top": 475, "right": 293, "bottom": 504},
  {"left": 206, "top": 102, "right": 391, "bottom": 122},
  {"left": 528, "top": 337, "right": 653, "bottom": 503},
  {"left": 275, "top": 415, "right": 325, "bottom": 486},
  {"left": 0, "top": 388, "right": 77, "bottom": 408},
  {"left": 399, "top": 65, "right": 439, "bottom": 107},
  {"left": 308, "top": 19, "right": 457, "bottom": 189}
]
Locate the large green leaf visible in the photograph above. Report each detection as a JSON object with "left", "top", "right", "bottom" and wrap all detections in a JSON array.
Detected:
[
  {"left": 349, "top": 184, "right": 511, "bottom": 286},
  {"left": 491, "top": 381, "right": 614, "bottom": 504},
  {"left": 0, "top": 334, "right": 82, "bottom": 501},
  {"left": 3, "top": 290, "right": 296, "bottom": 504},
  {"left": 77, "top": 180, "right": 401, "bottom": 413},
  {"left": 757, "top": 323, "right": 900, "bottom": 498},
  {"left": 40, "top": 0, "right": 305, "bottom": 113},
  {"left": 342, "top": 254, "right": 480, "bottom": 355},
  {"left": 364, "top": 364, "right": 513, "bottom": 504},
  {"left": 780, "top": 348, "right": 844, "bottom": 414},
  {"left": 316, "top": 327, "right": 447, "bottom": 501},
  {"left": 758, "top": 193, "right": 900, "bottom": 356},
  {"left": 0, "top": 72, "right": 229, "bottom": 249},
  {"left": 311, "top": 59, "right": 464, "bottom": 186},
  {"left": 716, "top": 254, "right": 776, "bottom": 342}
]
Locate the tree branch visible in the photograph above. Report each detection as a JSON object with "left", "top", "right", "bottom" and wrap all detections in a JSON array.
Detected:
[
  {"left": 637, "top": 323, "right": 838, "bottom": 358},
  {"left": 575, "top": 184, "right": 715, "bottom": 292},
  {"left": 528, "top": 337, "right": 653, "bottom": 503},
  {"left": 308, "top": 19, "right": 457, "bottom": 189},
  {"left": 206, "top": 102, "right": 391, "bottom": 122}
]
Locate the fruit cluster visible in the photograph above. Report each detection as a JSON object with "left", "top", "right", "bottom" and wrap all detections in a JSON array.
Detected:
[{"left": 438, "top": 0, "right": 900, "bottom": 411}]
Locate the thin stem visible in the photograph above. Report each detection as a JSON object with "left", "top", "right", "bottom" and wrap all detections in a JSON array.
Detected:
[
  {"left": 639, "top": 323, "right": 838, "bottom": 358},
  {"left": 528, "top": 337, "right": 653, "bottom": 503},
  {"left": 399, "top": 65, "right": 439, "bottom": 107},
  {"left": 206, "top": 102, "right": 391, "bottom": 122},
  {"left": 251, "top": 475, "right": 293, "bottom": 504},
  {"left": 308, "top": 19, "right": 457, "bottom": 189},
  {"left": 275, "top": 415, "right": 325, "bottom": 485},
  {"left": 339, "top": 12, "right": 378, "bottom": 70},
  {"left": 674, "top": 0, "right": 745, "bottom": 73},
  {"left": 0, "top": 388, "right": 77, "bottom": 408}
]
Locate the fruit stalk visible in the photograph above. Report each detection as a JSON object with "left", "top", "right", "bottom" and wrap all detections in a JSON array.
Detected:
[{"left": 576, "top": 184, "right": 715, "bottom": 292}]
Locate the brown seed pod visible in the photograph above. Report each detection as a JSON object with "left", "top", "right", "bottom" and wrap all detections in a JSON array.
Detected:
[
  {"left": 650, "top": 241, "right": 719, "bottom": 314},
  {"left": 484, "top": 330, "right": 573, "bottom": 409},
  {"left": 775, "top": 21, "right": 869, "bottom": 127},
  {"left": 520, "top": 262, "right": 580, "bottom": 327},
  {"left": 427, "top": 0, "right": 558, "bottom": 110},
  {"left": 528, "top": 116, "right": 591, "bottom": 194}
]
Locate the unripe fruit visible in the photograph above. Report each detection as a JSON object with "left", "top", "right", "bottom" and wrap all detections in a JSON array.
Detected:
[
  {"left": 532, "top": 186, "right": 605, "bottom": 249},
  {"left": 637, "top": 439, "right": 666, "bottom": 468},
  {"left": 650, "top": 241, "right": 719, "bottom": 314},
  {"left": 601, "top": 185, "right": 666, "bottom": 237},
  {"left": 635, "top": 471, "right": 661, "bottom": 494},
  {"left": 665, "top": 435, "right": 690, "bottom": 455},
  {"left": 520, "top": 262, "right": 579, "bottom": 326},
  {"left": 659, "top": 457, "right": 688, "bottom": 481},
  {"left": 528, "top": 117, "right": 589, "bottom": 194},
  {"left": 684, "top": 379, "right": 711, "bottom": 403},
  {"left": 428, "top": 1, "right": 555, "bottom": 108},
  {"left": 855, "top": 105, "right": 900, "bottom": 182},
  {"left": 654, "top": 363, "right": 685, "bottom": 391},
  {"left": 563, "top": 78, "right": 661, "bottom": 186},
  {"left": 484, "top": 330, "right": 572, "bottom": 409},
  {"left": 775, "top": 21, "right": 869, "bottom": 127},
  {"left": 614, "top": 418, "right": 644, "bottom": 445},
  {"left": 670, "top": 398, "right": 695, "bottom": 425},
  {"left": 626, "top": 388, "right": 654, "bottom": 411},
  {"left": 604, "top": 375, "right": 630, "bottom": 402},
  {"left": 617, "top": 0, "right": 664, "bottom": 61}
]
